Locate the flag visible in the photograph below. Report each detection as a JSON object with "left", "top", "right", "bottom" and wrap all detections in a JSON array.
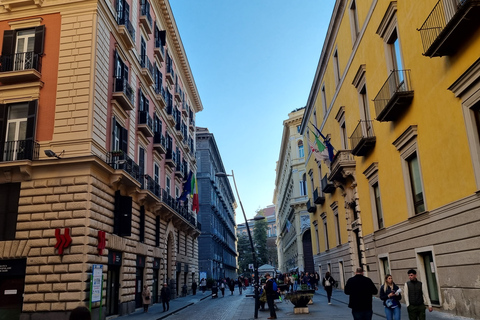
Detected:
[
  {"left": 307, "top": 139, "right": 323, "bottom": 163},
  {"left": 286, "top": 220, "right": 292, "bottom": 233},
  {"left": 177, "top": 171, "right": 192, "bottom": 201},
  {"left": 310, "top": 122, "right": 335, "bottom": 163},
  {"left": 312, "top": 132, "right": 330, "bottom": 163},
  {"left": 191, "top": 173, "right": 199, "bottom": 213}
]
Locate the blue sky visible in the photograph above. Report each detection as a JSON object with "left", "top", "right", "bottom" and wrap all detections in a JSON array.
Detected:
[{"left": 170, "top": 1, "right": 336, "bottom": 220}]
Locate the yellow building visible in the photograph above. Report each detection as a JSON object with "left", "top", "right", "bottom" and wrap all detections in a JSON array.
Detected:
[
  {"left": 300, "top": 0, "right": 480, "bottom": 318},
  {"left": 0, "top": 0, "right": 201, "bottom": 319}
]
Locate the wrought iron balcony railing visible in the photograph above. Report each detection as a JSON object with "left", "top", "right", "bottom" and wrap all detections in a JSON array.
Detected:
[
  {"left": 321, "top": 174, "right": 336, "bottom": 194},
  {"left": 138, "top": 110, "right": 153, "bottom": 137},
  {"left": 139, "top": 3, "right": 153, "bottom": 31},
  {"left": 1, "top": 140, "right": 39, "bottom": 161},
  {"left": 350, "top": 120, "right": 376, "bottom": 156},
  {"left": 117, "top": 16, "right": 136, "bottom": 42},
  {"left": 0, "top": 52, "right": 42, "bottom": 73},
  {"left": 418, "top": 0, "right": 480, "bottom": 57},
  {"left": 313, "top": 188, "right": 325, "bottom": 205},
  {"left": 140, "top": 55, "right": 154, "bottom": 79},
  {"left": 143, "top": 174, "right": 161, "bottom": 198},
  {"left": 373, "top": 70, "right": 414, "bottom": 122},
  {"left": 307, "top": 199, "right": 316, "bottom": 213},
  {"left": 113, "top": 76, "right": 134, "bottom": 105},
  {"left": 107, "top": 151, "right": 141, "bottom": 184}
]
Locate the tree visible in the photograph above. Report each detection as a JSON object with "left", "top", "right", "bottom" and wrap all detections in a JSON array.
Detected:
[
  {"left": 253, "top": 214, "right": 268, "bottom": 266},
  {"left": 237, "top": 233, "right": 252, "bottom": 275}
]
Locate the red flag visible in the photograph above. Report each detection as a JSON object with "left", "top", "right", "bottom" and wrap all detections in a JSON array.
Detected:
[{"left": 192, "top": 174, "right": 199, "bottom": 213}]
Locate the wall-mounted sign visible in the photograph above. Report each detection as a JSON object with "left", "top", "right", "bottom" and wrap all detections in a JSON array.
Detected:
[
  {"left": 91, "top": 265, "right": 103, "bottom": 303},
  {"left": 108, "top": 251, "right": 122, "bottom": 266},
  {"left": 54, "top": 228, "right": 72, "bottom": 255}
]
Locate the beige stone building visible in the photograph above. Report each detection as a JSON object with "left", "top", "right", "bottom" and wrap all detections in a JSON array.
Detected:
[
  {"left": 274, "top": 108, "right": 314, "bottom": 274},
  {"left": 0, "top": 0, "right": 201, "bottom": 319}
]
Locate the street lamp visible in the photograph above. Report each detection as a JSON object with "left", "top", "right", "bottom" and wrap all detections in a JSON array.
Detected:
[{"left": 216, "top": 170, "right": 264, "bottom": 319}]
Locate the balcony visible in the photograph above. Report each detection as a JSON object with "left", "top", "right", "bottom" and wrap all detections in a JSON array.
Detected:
[
  {"left": 112, "top": 76, "right": 134, "bottom": 111},
  {"left": 138, "top": 111, "right": 153, "bottom": 138},
  {"left": 0, "top": 52, "right": 42, "bottom": 83},
  {"left": 139, "top": 3, "right": 153, "bottom": 35},
  {"left": 313, "top": 188, "right": 325, "bottom": 205},
  {"left": 117, "top": 17, "right": 136, "bottom": 49},
  {"left": 418, "top": 0, "right": 480, "bottom": 57},
  {"left": 166, "top": 103, "right": 176, "bottom": 126},
  {"left": 139, "top": 174, "right": 161, "bottom": 203},
  {"left": 106, "top": 151, "right": 142, "bottom": 184},
  {"left": 165, "top": 150, "right": 176, "bottom": 168},
  {"left": 153, "top": 132, "right": 166, "bottom": 154},
  {"left": 374, "top": 70, "right": 414, "bottom": 122},
  {"left": 1, "top": 140, "right": 39, "bottom": 162},
  {"left": 160, "top": 189, "right": 200, "bottom": 232},
  {"left": 321, "top": 174, "right": 336, "bottom": 194},
  {"left": 350, "top": 120, "right": 376, "bottom": 156},
  {"left": 165, "top": 64, "right": 175, "bottom": 87},
  {"left": 189, "top": 117, "right": 195, "bottom": 131},
  {"left": 154, "top": 37, "right": 165, "bottom": 64},
  {"left": 140, "top": 55, "right": 154, "bottom": 86},
  {"left": 307, "top": 199, "right": 316, "bottom": 213},
  {"left": 182, "top": 102, "right": 189, "bottom": 117},
  {"left": 154, "top": 86, "right": 166, "bottom": 108},
  {"left": 174, "top": 84, "right": 182, "bottom": 103},
  {"left": 328, "top": 150, "right": 356, "bottom": 183},
  {"left": 175, "top": 161, "right": 184, "bottom": 178}
]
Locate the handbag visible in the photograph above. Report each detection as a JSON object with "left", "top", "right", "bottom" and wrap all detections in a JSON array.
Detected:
[{"left": 385, "top": 298, "right": 398, "bottom": 308}]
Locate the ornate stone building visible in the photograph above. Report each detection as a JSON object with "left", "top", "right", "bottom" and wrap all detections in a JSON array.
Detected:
[
  {"left": 0, "top": 0, "right": 201, "bottom": 318},
  {"left": 274, "top": 108, "right": 314, "bottom": 274}
]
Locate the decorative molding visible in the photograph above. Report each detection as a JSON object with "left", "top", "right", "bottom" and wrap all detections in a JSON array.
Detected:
[
  {"left": 448, "top": 57, "right": 480, "bottom": 98},
  {"left": 363, "top": 162, "right": 379, "bottom": 180},
  {"left": 392, "top": 125, "right": 418, "bottom": 151},
  {"left": 352, "top": 64, "right": 366, "bottom": 89},
  {"left": 376, "top": 1, "right": 397, "bottom": 38}
]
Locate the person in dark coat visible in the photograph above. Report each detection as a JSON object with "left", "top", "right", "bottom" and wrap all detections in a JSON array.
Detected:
[
  {"left": 264, "top": 273, "right": 277, "bottom": 319},
  {"left": 344, "top": 267, "right": 378, "bottom": 320},
  {"left": 229, "top": 279, "right": 235, "bottom": 295},
  {"left": 160, "top": 283, "right": 171, "bottom": 312},
  {"left": 192, "top": 280, "right": 197, "bottom": 295},
  {"left": 322, "top": 271, "right": 336, "bottom": 304}
]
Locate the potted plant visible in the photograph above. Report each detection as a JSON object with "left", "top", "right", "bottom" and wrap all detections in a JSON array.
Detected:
[{"left": 284, "top": 291, "right": 314, "bottom": 308}]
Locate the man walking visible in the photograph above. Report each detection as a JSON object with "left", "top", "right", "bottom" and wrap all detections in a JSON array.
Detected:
[
  {"left": 344, "top": 267, "right": 378, "bottom": 320},
  {"left": 265, "top": 273, "right": 277, "bottom": 319},
  {"left": 404, "top": 269, "right": 433, "bottom": 320},
  {"left": 160, "top": 283, "right": 171, "bottom": 312}
]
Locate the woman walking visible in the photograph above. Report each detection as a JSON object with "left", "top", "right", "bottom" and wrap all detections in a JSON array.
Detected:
[
  {"left": 142, "top": 284, "right": 151, "bottom": 312},
  {"left": 380, "top": 274, "right": 402, "bottom": 320},
  {"left": 322, "top": 272, "right": 335, "bottom": 305}
]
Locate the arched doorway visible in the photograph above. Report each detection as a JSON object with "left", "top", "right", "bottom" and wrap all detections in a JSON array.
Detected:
[{"left": 302, "top": 230, "right": 314, "bottom": 273}]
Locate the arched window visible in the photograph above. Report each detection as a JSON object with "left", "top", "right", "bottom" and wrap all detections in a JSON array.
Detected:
[{"left": 298, "top": 140, "right": 304, "bottom": 158}]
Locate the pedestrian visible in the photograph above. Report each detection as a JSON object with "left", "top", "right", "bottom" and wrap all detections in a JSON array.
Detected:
[
  {"left": 322, "top": 271, "right": 336, "bottom": 305},
  {"left": 141, "top": 284, "right": 151, "bottom": 313},
  {"left": 259, "top": 283, "right": 267, "bottom": 311},
  {"left": 229, "top": 279, "right": 235, "bottom": 295},
  {"left": 380, "top": 274, "right": 402, "bottom": 320},
  {"left": 238, "top": 277, "right": 243, "bottom": 295},
  {"left": 265, "top": 273, "right": 277, "bottom": 319},
  {"left": 192, "top": 280, "right": 197, "bottom": 295},
  {"left": 220, "top": 280, "right": 225, "bottom": 297},
  {"left": 200, "top": 278, "right": 207, "bottom": 294},
  {"left": 404, "top": 269, "right": 433, "bottom": 320},
  {"left": 69, "top": 306, "right": 91, "bottom": 320},
  {"left": 182, "top": 283, "right": 188, "bottom": 297},
  {"left": 160, "top": 283, "right": 171, "bottom": 312},
  {"left": 344, "top": 267, "right": 378, "bottom": 320},
  {"left": 292, "top": 272, "right": 298, "bottom": 291}
]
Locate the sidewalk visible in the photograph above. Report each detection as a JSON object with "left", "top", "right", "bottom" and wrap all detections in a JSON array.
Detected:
[{"left": 113, "top": 287, "right": 474, "bottom": 320}]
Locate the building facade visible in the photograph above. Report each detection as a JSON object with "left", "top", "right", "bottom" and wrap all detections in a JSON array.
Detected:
[
  {"left": 0, "top": 0, "right": 202, "bottom": 319},
  {"left": 274, "top": 108, "right": 314, "bottom": 274},
  {"left": 300, "top": 0, "right": 480, "bottom": 318},
  {"left": 195, "top": 127, "right": 237, "bottom": 280}
]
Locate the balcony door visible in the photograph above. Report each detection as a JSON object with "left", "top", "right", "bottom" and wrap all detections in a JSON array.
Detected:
[
  {"left": 14, "top": 30, "right": 35, "bottom": 71},
  {"left": 1, "top": 102, "right": 36, "bottom": 162}
]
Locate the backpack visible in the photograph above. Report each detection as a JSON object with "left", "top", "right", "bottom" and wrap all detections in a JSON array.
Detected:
[
  {"left": 325, "top": 278, "right": 331, "bottom": 286},
  {"left": 272, "top": 280, "right": 278, "bottom": 291}
]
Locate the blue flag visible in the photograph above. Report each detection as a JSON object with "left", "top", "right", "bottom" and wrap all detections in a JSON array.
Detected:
[{"left": 177, "top": 171, "right": 193, "bottom": 201}]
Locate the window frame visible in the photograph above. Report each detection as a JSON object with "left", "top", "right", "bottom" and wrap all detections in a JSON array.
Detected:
[
  {"left": 364, "top": 162, "right": 384, "bottom": 230},
  {"left": 393, "top": 125, "right": 427, "bottom": 217},
  {"left": 349, "top": 0, "right": 360, "bottom": 45}
]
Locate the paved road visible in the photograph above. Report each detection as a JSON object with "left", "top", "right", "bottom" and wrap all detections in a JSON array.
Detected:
[{"left": 114, "top": 286, "right": 474, "bottom": 320}]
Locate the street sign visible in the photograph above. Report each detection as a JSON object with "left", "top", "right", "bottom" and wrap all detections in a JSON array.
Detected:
[{"left": 91, "top": 264, "right": 103, "bottom": 303}]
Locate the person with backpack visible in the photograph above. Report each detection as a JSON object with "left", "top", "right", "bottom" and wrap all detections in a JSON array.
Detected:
[
  {"left": 322, "top": 271, "right": 336, "bottom": 305},
  {"left": 265, "top": 273, "right": 277, "bottom": 319},
  {"left": 220, "top": 279, "right": 226, "bottom": 297}
]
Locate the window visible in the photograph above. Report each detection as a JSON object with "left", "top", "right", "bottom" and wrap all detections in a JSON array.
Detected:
[
  {"left": 298, "top": 140, "right": 304, "bottom": 158},
  {"left": 321, "top": 85, "right": 327, "bottom": 116},
  {"left": 309, "top": 170, "right": 314, "bottom": 197},
  {"left": 138, "top": 146, "right": 146, "bottom": 179},
  {"left": 154, "top": 65, "right": 163, "bottom": 93},
  {"left": 297, "top": 125, "right": 301, "bottom": 133},
  {"left": 166, "top": 176, "right": 171, "bottom": 195},
  {"left": 114, "top": 190, "right": 132, "bottom": 236},
  {"left": 155, "top": 215, "right": 160, "bottom": 247},
  {"left": 393, "top": 125, "right": 426, "bottom": 216},
  {"left": 336, "top": 106, "right": 348, "bottom": 149},
  {"left": 314, "top": 221, "right": 320, "bottom": 254},
  {"left": 300, "top": 173, "right": 307, "bottom": 196},
  {"left": 378, "top": 255, "right": 390, "bottom": 282},
  {"left": 407, "top": 153, "right": 425, "bottom": 214},
  {"left": 333, "top": 49, "right": 341, "bottom": 87},
  {"left": 332, "top": 202, "right": 341, "bottom": 246},
  {"left": 359, "top": 85, "right": 371, "bottom": 121},
  {"left": 175, "top": 186, "right": 179, "bottom": 198},
  {"left": 349, "top": 0, "right": 360, "bottom": 44},
  {"left": 322, "top": 213, "right": 329, "bottom": 251},
  {"left": 1, "top": 26, "right": 45, "bottom": 72},
  {"left": 116, "top": 0, "right": 130, "bottom": 25},
  {"left": 0, "top": 183, "right": 21, "bottom": 240},
  {"left": 140, "top": 37, "right": 147, "bottom": 67},
  {"left": 1, "top": 101, "right": 37, "bottom": 161},
  {"left": 154, "top": 162, "right": 160, "bottom": 185},
  {"left": 415, "top": 248, "right": 440, "bottom": 305},
  {"left": 111, "top": 116, "right": 128, "bottom": 153},
  {"left": 364, "top": 162, "right": 384, "bottom": 230},
  {"left": 373, "top": 183, "right": 384, "bottom": 228}
]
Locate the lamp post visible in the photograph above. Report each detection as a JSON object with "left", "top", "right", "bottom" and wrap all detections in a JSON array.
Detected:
[{"left": 216, "top": 170, "right": 264, "bottom": 319}]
